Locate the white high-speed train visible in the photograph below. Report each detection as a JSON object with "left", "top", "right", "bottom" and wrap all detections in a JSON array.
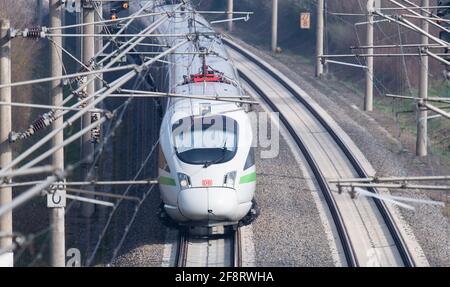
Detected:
[{"left": 136, "top": 2, "right": 258, "bottom": 227}]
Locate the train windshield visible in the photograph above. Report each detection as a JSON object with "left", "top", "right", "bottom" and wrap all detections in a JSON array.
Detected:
[{"left": 172, "top": 115, "right": 238, "bottom": 165}]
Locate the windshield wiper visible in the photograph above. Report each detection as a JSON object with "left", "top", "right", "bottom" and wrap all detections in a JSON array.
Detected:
[{"left": 203, "top": 141, "right": 228, "bottom": 168}]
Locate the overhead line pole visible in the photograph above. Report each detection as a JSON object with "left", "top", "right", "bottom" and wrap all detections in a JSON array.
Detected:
[
  {"left": 94, "top": 0, "right": 106, "bottom": 218},
  {"left": 95, "top": 3, "right": 104, "bottom": 96},
  {"left": 227, "top": 0, "right": 234, "bottom": 32},
  {"left": 271, "top": 0, "right": 278, "bottom": 52},
  {"left": 76, "top": 2, "right": 82, "bottom": 72},
  {"left": 37, "top": 0, "right": 43, "bottom": 26},
  {"left": 389, "top": 0, "right": 450, "bottom": 37},
  {"left": 0, "top": 18, "right": 13, "bottom": 267},
  {"left": 91, "top": 1, "right": 157, "bottom": 63},
  {"left": 49, "top": 0, "right": 66, "bottom": 267},
  {"left": 94, "top": 1, "right": 104, "bottom": 139},
  {"left": 0, "top": 75, "right": 128, "bottom": 178},
  {"left": 0, "top": 40, "right": 190, "bottom": 219},
  {"left": 81, "top": 1, "right": 96, "bottom": 218},
  {"left": 377, "top": 2, "right": 449, "bottom": 47},
  {"left": 0, "top": 17, "right": 175, "bottom": 179},
  {"left": 365, "top": 0, "right": 375, "bottom": 112},
  {"left": 316, "top": 0, "right": 325, "bottom": 77},
  {"left": 417, "top": 0, "right": 429, "bottom": 157},
  {"left": 0, "top": 11, "right": 174, "bottom": 149}
]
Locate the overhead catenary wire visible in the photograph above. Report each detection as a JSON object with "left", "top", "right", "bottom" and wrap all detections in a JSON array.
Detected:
[
  {"left": 30, "top": 0, "right": 166, "bottom": 119},
  {"left": 77, "top": 9, "right": 192, "bottom": 266},
  {"left": 11, "top": 93, "right": 155, "bottom": 263},
  {"left": 6, "top": 2, "right": 194, "bottom": 268},
  {"left": 327, "top": 2, "right": 449, "bottom": 118},
  {"left": 85, "top": 139, "right": 160, "bottom": 266},
  {"left": 0, "top": 166, "right": 56, "bottom": 182},
  {"left": 3, "top": 9, "right": 183, "bottom": 263},
  {"left": 0, "top": 39, "right": 189, "bottom": 179},
  {"left": 46, "top": 12, "right": 167, "bottom": 31},
  {"left": 109, "top": 183, "right": 156, "bottom": 264},
  {"left": 109, "top": 91, "right": 257, "bottom": 104},
  {"left": 18, "top": 7, "right": 176, "bottom": 140},
  {"left": 322, "top": 1, "right": 447, "bottom": 175},
  {"left": 0, "top": 77, "right": 154, "bottom": 219},
  {"left": 0, "top": 101, "right": 105, "bottom": 113},
  {"left": 338, "top": 182, "right": 450, "bottom": 191},
  {"left": 2, "top": 180, "right": 159, "bottom": 188},
  {"left": 389, "top": 0, "right": 450, "bottom": 34},
  {"left": 65, "top": 188, "right": 141, "bottom": 202},
  {"left": 0, "top": 3, "right": 167, "bottom": 262},
  {"left": 0, "top": 63, "right": 137, "bottom": 89}
]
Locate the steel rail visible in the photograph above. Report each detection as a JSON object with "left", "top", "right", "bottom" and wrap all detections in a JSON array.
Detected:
[
  {"left": 175, "top": 227, "right": 240, "bottom": 267},
  {"left": 225, "top": 38, "right": 415, "bottom": 267},
  {"left": 238, "top": 71, "right": 357, "bottom": 267},
  {"left": 175, "top": 230, "right": 188, "bottom": 267},
  {"left": 233, "top": 228, "right": 242, "bottom": 267}
]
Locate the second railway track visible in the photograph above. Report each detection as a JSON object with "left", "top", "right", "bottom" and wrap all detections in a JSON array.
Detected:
[{"left": 224, "top": 37, "right": 415, "bottom": 267}]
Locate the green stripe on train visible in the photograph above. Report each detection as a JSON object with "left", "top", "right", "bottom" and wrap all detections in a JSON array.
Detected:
[
  {"left": 159, "top": 176, "right": 176, "bottom": 186},
  {"left": 239, "top": 172, "right": 257, "bottom": 184}
]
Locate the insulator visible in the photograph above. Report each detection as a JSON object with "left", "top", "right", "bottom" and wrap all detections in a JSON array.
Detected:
[
  {"left": 26, "top": 27, "right": 43, "bottom": 39},
  {"left": 91, "top": 113, "right": 100, "bottom": 122},
  {"left": 29, "top": 111, "right": 56, "bottom": 133},
  {"left": 90, "top": 61, "right": 98, "bottom": 70},
  {"left": 76, "top": 90, "right": 87, "bottom": 100},
  {"left": 9, "top": 111, "right": 56, "bottom": 143},
  {"left": 69, "top": 67, "right": 90, "bottom": 87},
  {"left": 90, "top": 112, "right": 101, "bottom": 144},
  {"left": 76, "top": 90, "right": 88, "bottom": 108},
  {"left": 91, "top": 128, "right": 101, "bottom": 144},
  {"left": 79, "top": 65, "right": 89, "bottom": 74}
]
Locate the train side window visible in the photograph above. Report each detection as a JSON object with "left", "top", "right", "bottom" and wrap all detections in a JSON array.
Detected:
[{"left": 244, "top": 147, "right": 255, "bottom": 170}]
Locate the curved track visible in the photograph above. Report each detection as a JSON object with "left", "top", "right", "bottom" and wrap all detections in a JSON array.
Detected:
[{"left": 224, "top": 38, "right": 415, "bottom": 267}]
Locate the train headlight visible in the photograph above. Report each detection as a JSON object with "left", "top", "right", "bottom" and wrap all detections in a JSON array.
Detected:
[
  {"left": 223, "top": 171, "right": 237, "bottom": 188},
  {"left": 178, "top": 173, "right": 191, "bottom": 190}
]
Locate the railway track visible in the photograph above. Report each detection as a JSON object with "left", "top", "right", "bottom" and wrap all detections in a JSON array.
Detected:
[
  {"left": 176, "top": 227, "right": 242, "bottom": 267},
  {"left": 224, "top": 38, "right": 415, "bottom": 267}
]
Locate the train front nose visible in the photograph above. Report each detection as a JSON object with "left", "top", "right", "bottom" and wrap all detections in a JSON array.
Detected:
[{"left": 178, "top": 188, "right": 239, "bottom": 222}]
